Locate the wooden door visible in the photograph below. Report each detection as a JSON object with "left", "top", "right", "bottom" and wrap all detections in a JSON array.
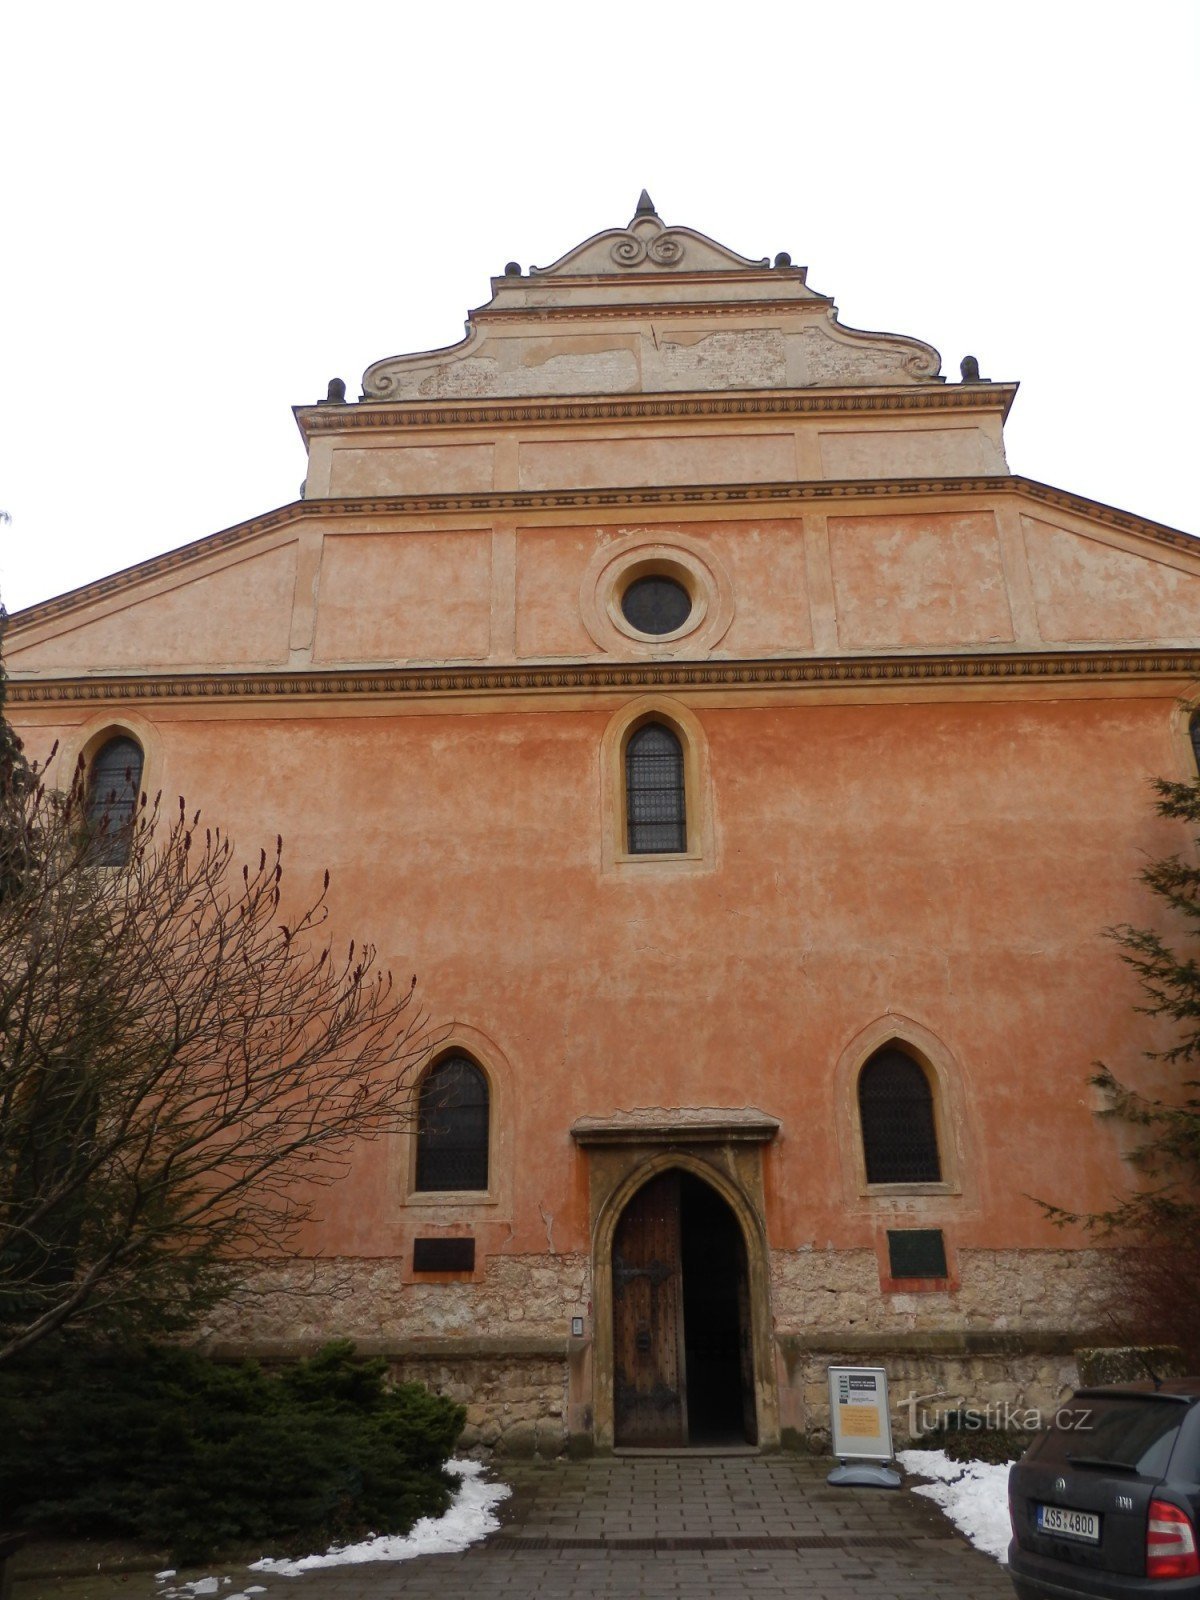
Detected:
[{"left": 612, "top": 1171, "right": 687, "bottom": 1446}]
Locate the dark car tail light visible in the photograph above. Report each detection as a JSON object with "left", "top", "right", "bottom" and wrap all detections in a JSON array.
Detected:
[{"left": 1146, "top": 1498, "right": 1200, "bottom": 1580}]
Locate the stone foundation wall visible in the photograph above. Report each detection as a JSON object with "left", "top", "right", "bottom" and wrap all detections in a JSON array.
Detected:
[
  {"left": 768, "top": 1245, "right": 1115, "bottom": 1449},
  {"left": 770, "top": 1246, "right": 1114, "bottom": 1335},
  {"left": 200, "top": 1252, "right": 590, "bottom": 1345},
  {"left": 197, "top": 1253, "right": 584, "bottom": 1457},
  {"left": 196, "top": 1246, "right": 1115, "bottom": 1456},
  {"left": 388, "top": 1352, "right": 569, "bottom": 1457},
  {"left": 778, "top": 1343, "right": 1083, "bottom": 1452}
]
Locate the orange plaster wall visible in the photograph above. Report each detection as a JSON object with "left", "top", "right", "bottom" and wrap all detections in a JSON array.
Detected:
[
  {"left": 10, "top": 501, "right": 1200, "bottom": 679},
  {"left": 1022, "top": 516, "right": 1200, "bottom": 642},
  {"left": 5, "top": 544, "right": 298, "bottom": 672},
  {"left": 515, "top": 526, "right": 603, "bottom": 658},
  {"left": 328, "top": 444, "right": 495, "bottom": 497},
  {"left": 828, "top": 512, "right": 1015, "bottom": 649},
  {"left": 708, "top": 519, "right": 812, "bottom": 654},
  {"left": 312, "top": 530, "right": 493, "bottom": 664},
  {"left": 21, "top": 689, "right": 1177, "bottom": 1268},
  {"left": 516, "top": 432, "right": 796, "bottom": 491},
  {"left": 513, "top": 518, "right": 812, "bottom": 660},
  {"left": 818, "top": 427, "right": 990, "bottom": 478}
]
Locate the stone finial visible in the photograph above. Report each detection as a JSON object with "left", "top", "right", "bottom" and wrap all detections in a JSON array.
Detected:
[
  {"left": 960, "top": 355, "right": 983, "bottom": 383},
  {"left": 504, "top": 261, "right": 522, "bottom": 277},
  {"left": 322, "top": 377, "right": 347, "bottom": 404},
  {"left": 774, "top": 252, "right": 792, "bottom": 268},
  {"left": 634, "top": 189, "right": 657, "bottom": 217}
]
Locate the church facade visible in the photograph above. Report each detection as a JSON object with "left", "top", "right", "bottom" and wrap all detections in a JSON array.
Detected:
[{"left": 7, "top": 197, "right": 1200, "bottom": 1454}]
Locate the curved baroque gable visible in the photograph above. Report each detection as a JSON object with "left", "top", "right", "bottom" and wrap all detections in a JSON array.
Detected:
[{"left": 362, "top": 194, "right": 942, "bottom": 401}]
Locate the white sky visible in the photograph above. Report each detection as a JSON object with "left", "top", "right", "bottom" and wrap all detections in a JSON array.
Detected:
[{"left": 2, "top": 0, "right": 1197, "bottom": 616}]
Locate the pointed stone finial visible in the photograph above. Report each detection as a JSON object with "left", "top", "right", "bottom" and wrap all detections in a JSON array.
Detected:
[{"left": 634, "top": 189, "right": 656, "bottom": 217}]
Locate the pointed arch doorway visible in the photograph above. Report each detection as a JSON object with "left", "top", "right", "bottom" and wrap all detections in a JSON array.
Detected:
[
  {"left": 612, "top": 1169, "right": 756, "bottom": 1447},
  {"left": 572, "top": 1110, "right": 781, "bottom": 1452}
]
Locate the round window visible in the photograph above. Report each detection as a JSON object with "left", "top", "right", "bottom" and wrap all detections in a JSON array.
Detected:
[{"left": 621, "top": 575, "right": 692, "bottom": 636}]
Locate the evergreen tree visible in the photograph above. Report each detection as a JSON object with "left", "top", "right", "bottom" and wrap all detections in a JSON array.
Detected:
[{"left": 1044, "top": 777, "right": 1200, "bottom": 1364}]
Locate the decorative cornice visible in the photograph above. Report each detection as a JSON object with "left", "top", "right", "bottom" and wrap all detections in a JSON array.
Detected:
[
  {"left": 470, "top": 296, "right": 836, "bottom": 323},
  {"left": 297, "top": 384, "right": 1010, "bottom": 436},
  {"left": 571, "top": 1107, "right": 781, "bottom": 1147},
  {"left": 8, "top": 650, "right": 1200, "bottom": 708},
  {"left": 8, "top": 475, "right": 1194, "bottom": 637}
]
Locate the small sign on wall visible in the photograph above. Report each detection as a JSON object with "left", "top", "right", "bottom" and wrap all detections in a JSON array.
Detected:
[
  {"left": 412, "top": 1237, "right": 475, "bottom": 1273},
  {"left": 826, "top": 1365, "right": 900, "bottom": 1489}
]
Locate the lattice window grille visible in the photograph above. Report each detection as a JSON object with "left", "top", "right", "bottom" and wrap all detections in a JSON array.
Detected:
[
  {"left": 416, "top": 1056, "right": 489, "bottom": 1192},
  {"left": 625, "top": 723, "right": 687, "bottom": 855},
  {"left": 858, "top": 1048, "right": 942, "bottom": 1184}
]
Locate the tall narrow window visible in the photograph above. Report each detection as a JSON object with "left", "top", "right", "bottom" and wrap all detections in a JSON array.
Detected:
[
  {"left": 625, "top": 722, "right": 686, "bottom": 854},
  {"left": 86, "top": 735, "right": 144, "bottom": 866},
  {"left": 415, "top": 1055, "right": 489, "bottom": 1192},
  {"left": 858, "top": 1046, "right": 942, "bottom": 1184},
  {"left": 1190, "top": 711, "right": 1200, "bottom": 777}
]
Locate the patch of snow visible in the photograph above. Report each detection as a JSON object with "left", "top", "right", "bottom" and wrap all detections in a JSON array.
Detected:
[
  {"left": 249, "top": 1458, "right": 511, "bottom": 1577},
  {"left": 898, "top": 1448, "right": 1012, "bottom": 1564},
  {"left": 158, "top": 1576, "right": 238, "bottom": 1598}
]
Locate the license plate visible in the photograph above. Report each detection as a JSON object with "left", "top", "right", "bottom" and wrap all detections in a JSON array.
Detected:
[{"left": 1037, "top": 1504, "right": 1100, "bottom": 1543}]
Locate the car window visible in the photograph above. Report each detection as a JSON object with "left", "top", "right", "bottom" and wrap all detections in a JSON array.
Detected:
[{"left": 1030, "top": 1397, "right": 1188, "bottom": 1476}]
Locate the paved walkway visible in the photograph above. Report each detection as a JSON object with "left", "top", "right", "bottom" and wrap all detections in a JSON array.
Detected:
[{"left": 15, "top": 1454, "right": 1014, "bottom": 1600}]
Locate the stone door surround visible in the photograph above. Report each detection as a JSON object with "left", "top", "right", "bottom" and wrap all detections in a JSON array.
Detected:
[{"left": 571, "top": 1107, "right": 780, "bottom": 1451}]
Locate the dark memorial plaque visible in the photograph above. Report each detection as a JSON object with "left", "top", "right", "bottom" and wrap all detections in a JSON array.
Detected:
[
  {"left": 413, "top": 1237, "right": 475, "bottom": 1273},
  {"left": 886, "top": 1228, "right": 947, "bottom": 1279}
]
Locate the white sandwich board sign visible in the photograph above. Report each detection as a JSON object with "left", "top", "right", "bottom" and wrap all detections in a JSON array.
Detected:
[{"left": 826, "top": 1365, "right": 900, "bottom": 1488}]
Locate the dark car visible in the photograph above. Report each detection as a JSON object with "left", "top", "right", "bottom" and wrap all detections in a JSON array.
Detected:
[{"left": 1008, "top": 1380, "right": 1200, "bottom": 1598}]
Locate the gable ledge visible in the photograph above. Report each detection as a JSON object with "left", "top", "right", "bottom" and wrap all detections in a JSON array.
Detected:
[
  {"left": 8, "top": 648, "right": 1200, "bottom": 706},
  {"left": 295, "top": 383, "right": 1017, "bottom": 440}
]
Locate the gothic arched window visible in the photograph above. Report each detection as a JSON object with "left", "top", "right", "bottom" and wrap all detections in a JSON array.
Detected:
[
  {"left": 415, "top": 1055, "right": 490, "bottom": 1192},
  {"left": 858, "top": 1046, "right": 942, "bottom": 1185},
  {"left": 85, "top": 735, "right": 144, "bottom": 866},
  {"left": 625, "top": 722, "right": 686, "bottom": 855},
  {"left": 1190, "top": 711, "right": 1200, "bottom": 777}
]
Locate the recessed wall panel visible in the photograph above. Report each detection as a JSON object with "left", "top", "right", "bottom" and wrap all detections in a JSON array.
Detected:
[
  {"left": 517, "top": 434, "right": 795, "bottom": 491},
  {"left": 828, "top": 512, "right": 1014, "bottom": 649},
  {"left": 314, "top": 530, "right": 492, "bottom": 663}
]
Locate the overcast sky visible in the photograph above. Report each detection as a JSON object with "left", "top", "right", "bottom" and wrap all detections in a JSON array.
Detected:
[{"left": 2, "top": 1, "right": 1197, "bottom": 616}]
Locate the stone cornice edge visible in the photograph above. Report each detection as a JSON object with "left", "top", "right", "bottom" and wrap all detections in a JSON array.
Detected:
[
  {"left": 469, "top": 294, "right": 837, "bottom": 323},
  {"left": 295, "top": 382, "right": 1014, "bottom": 436},
  {"left": 9, "top": 649, "right": 1200, "bottom": 707}
]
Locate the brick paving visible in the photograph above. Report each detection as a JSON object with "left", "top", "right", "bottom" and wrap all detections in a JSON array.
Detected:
[
  {"left": 16, "top": 1459, "right": 1017, "bottom": 1593},
  {"left": 14, "top": 1453, "right": 1015, "bottom": 1600}
]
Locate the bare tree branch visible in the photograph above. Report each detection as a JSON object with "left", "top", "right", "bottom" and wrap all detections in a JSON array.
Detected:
[{"left": 0, "top": 752, "right": 433, "bottom": 1366}]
